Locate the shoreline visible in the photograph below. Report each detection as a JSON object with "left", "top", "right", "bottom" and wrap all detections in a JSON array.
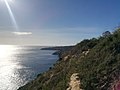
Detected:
[{"left": 18, "top": 46, "right": 72, "bottom": 90}]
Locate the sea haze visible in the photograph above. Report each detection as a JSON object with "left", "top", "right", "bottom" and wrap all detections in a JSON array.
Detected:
[{"left": 0, "top": 45, "right": 58, "bottom": 90}]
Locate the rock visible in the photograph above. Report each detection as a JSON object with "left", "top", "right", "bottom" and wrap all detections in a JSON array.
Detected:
[
  {"left": 67, "top": 73, "right": 82, "bottom": 90},
  {"left": 64, "top": 55, "right": 70, "bottom": 61},
  {"left": 82, "top": 49, "right": 90, "bottom": 56}
]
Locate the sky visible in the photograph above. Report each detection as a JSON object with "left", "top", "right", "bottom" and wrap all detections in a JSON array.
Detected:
[{"left": 0, "top": 0, "right": 120, "bottom": 46}]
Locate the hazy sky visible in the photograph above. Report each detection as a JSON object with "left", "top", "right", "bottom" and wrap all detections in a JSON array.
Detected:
[{"left": 0, "top": 0, "right": 120, "bottom": 46}]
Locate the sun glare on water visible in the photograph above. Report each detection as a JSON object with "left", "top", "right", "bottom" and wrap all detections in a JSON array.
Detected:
[
  {"left": 0, "top": 45, "right": 24, "bottom": 90},
  {"left": 0, "top": 45, "right": 17, "bottom": 59}
]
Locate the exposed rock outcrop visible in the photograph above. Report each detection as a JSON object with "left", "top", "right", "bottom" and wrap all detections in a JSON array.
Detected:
[{"left": 67, "top": 73, "right": 82, "bottom": 90}]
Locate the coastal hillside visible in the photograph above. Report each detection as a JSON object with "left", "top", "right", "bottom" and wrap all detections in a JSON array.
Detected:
[{"left": 18, "top": 28, "right": 120, "bottom": 90}]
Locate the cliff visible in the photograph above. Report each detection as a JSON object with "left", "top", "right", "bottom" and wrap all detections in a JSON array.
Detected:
[{"left": 18, "top": 28, "right": 120, "bottom": 90}]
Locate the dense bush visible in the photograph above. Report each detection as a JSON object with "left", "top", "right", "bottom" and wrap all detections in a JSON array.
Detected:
[{"left": 18, "top": 29, "right": 120, "bottom": 90}]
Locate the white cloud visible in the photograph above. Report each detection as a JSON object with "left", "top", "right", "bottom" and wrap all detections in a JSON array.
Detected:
[{"left": 12, "top": 32, "right": 32, "bottom": 35}]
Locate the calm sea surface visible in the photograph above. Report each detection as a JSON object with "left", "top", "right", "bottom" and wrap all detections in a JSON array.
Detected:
[{"left": 0, "top": 45, "right": 58, "bottom": 90}]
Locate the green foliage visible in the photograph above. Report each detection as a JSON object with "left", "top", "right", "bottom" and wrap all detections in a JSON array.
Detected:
[{"left": 18, "top": 28, "right": 120, "bottom": 90}]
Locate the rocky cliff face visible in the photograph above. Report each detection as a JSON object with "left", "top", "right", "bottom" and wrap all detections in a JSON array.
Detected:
[{"left": 18, "top": 28, "right": 120, "bottom": 90}]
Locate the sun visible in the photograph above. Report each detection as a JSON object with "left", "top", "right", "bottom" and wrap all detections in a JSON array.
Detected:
[{"left": 1, "top": 0, "right": 14, "bottom": 3}]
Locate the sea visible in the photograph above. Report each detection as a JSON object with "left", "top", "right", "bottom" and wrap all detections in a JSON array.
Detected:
[{"left": 0, "top": 45, "right": 58, "bottom": 90}]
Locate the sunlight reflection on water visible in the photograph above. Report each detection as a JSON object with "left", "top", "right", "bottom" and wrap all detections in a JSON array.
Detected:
[
  {"left": 0, "top": 45, "right": 28, "bottom": 90},
  {"left": 0, "top": 45, "right": 58, "bottom": 90}
]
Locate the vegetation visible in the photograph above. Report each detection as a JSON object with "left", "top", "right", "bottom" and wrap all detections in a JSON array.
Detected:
[{"left": 18, "top": 28, "right": 120, "bottom": 90}]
